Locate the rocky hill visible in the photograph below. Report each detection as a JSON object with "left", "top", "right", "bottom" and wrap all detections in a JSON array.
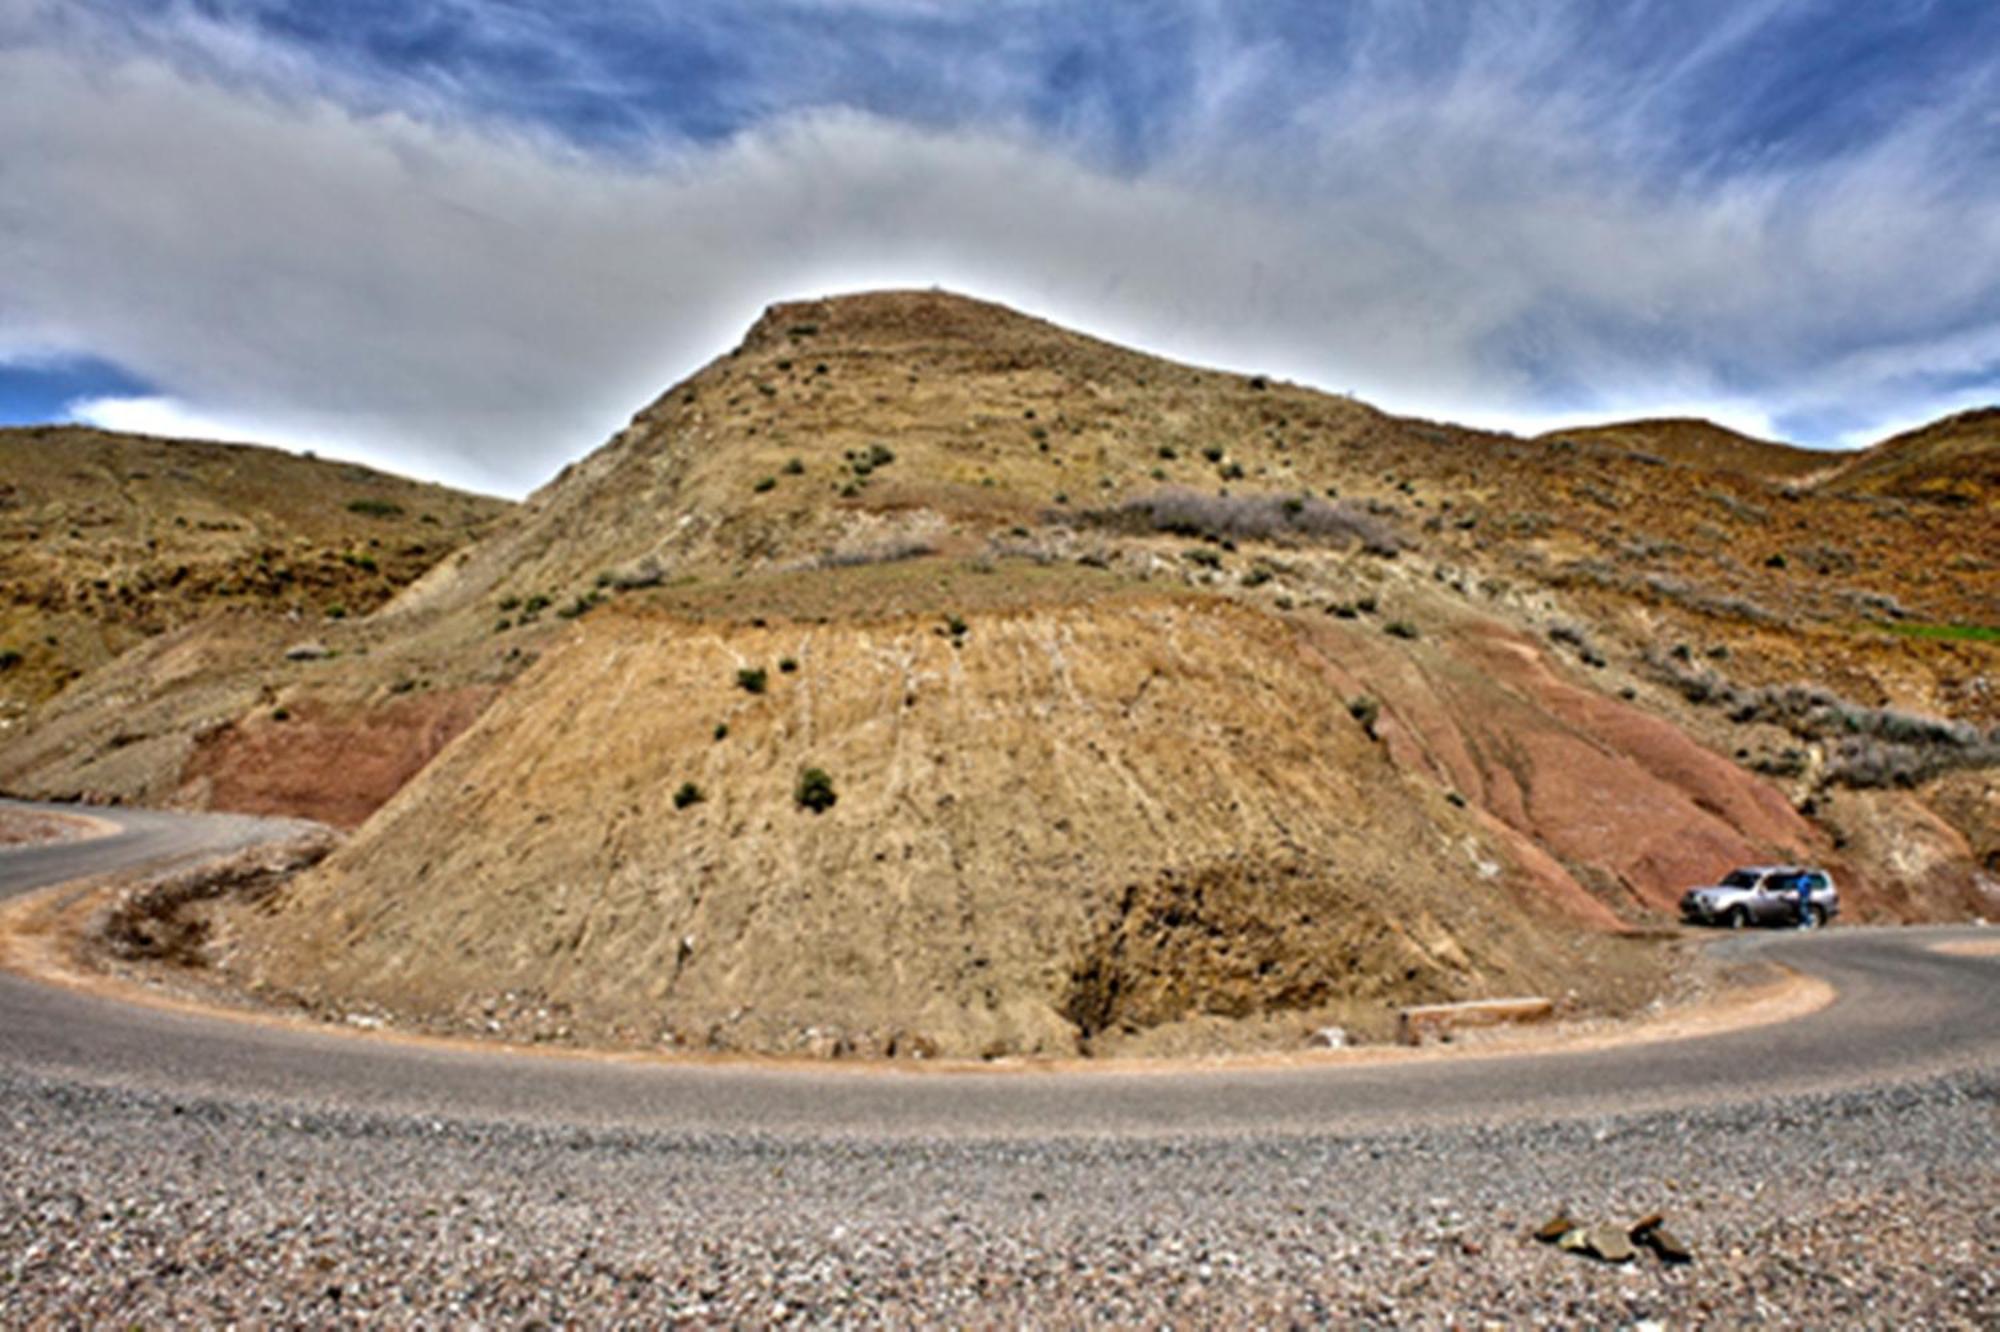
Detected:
[{"left": 5, "top": 292, "right": 1995, "bottom": 1057}]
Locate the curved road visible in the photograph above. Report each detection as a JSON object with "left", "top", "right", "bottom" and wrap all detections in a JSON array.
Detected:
[{"left": 2, "top": 799, "right": 1995, "bottom": 1139}]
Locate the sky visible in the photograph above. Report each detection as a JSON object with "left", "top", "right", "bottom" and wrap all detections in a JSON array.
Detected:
[{"left": 3, "top": 1, "right": 1999, "bottom": 497}]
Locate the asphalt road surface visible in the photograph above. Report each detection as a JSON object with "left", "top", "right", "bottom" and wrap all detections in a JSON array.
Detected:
[
  {"left": 2, "top": 798, "right": 1994, "bottom": 1139},
  {"left": 1, "top": 799, "right": 1994, "bottom": 1322}
]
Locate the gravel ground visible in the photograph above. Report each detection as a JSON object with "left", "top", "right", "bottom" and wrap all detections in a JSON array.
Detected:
[{"left": 0, "top": 1069, "right": 1992, "bottom": 1326}]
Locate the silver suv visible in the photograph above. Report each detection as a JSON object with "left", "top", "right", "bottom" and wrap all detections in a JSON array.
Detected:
[{"left": 1680, "top": 866, "right": 1839, "bottom": 929}]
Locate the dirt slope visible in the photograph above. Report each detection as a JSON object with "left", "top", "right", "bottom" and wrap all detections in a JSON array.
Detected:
[{"left": 231, "top": 588, "right": 1804, "bottom": 1058}]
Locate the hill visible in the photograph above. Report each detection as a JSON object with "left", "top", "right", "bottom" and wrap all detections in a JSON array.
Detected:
[
  {"left": 0, "top": 427, "right": 509, "bottom": 717},
  {"left": 1816, "top": 408, "right": 2000, "bottom": 509},
  {"left": 1535, "top": 418, "right": 1834, "bottom": 481},
  {"left": 5, "top": 292, "right": 1995, "bottom": 1057}
]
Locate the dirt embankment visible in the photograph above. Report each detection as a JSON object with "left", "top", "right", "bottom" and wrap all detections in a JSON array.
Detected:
[{"left": 205, "top": 587, "right": 1826, "bottom": 1059}]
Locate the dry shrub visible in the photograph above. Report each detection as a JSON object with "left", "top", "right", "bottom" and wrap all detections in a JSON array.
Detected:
[
  {"left": 1077, "top": 488, "right": 1404, "bottom": 556},
  {"left": 810, "top": 538, "right": 937, "bottom": 570}
]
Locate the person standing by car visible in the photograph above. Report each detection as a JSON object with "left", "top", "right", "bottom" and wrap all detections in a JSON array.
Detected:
[{"left": 1794, "top": 872, "right": 1813, "bottom": 929}]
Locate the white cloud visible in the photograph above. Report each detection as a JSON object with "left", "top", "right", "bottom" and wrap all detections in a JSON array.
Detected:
[{"left": 2, "top": 10, "right": 1996, "bottom": 496}]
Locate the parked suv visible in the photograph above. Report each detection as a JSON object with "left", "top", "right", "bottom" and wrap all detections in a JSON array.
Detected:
[{"left": 1680, "top": 866, "right": 1839, "bottom": 929}]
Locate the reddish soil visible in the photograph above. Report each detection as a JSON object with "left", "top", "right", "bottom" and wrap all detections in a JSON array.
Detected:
[{"left": 178, "top": 688, "right": 494, "bottom": 829}]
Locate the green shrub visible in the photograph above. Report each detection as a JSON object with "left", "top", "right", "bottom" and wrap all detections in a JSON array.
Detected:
[
  {"left": 673, "top": 781, "right": 705, "bottom": 810},
  {"left": 865, "top": 443, "right": 896, "bottom": 468},
  {"left": 1347, "top": 696, "right": 1380, "bottom": 738},
  {"left": 0, "top": 649, "right": 19, "bottom": 672},
  {"left": 1201, "top": 445, "right": 1225, "bottom": 463},
  {"left": 325, "top": 604, "right": 347, "bottom": 620},
  {"left": 1184, "top": 547, "right": 1222, "bottom": 570},
  {"left": 753, "top": 476, "right": 777, "bottom": 493},
  {"left": 796, "top": 767, "right": 838, "bottom": 813},
  {"left": 944, "top": 613, "right": 968, "bottom": 638},
  {"left": 736, "top": 666, "right": 768, "bottom": 694},
  {"left": 1384, "top": 620, "right": 1419, "bottom": 639},
  {"left": 522, "top": 594, "right": 551, "bottom": 615},
  {"left": 783, "top": 457, "right": 806, "bottom": 476},
  {"left": 345, "top": 498, "right": 403, "bottom": 519},
  {"left": 498, "top": 595, "right": 521, "bottom": 612},
  {"left": 713, "top": 723, "right": 729, "bottom": 741},
  {"left": 778, "top": 657, "right": 798, "bottom": 673},
  {"left": 1157, "top": 445, "right": 1178, "bottom": 460}
]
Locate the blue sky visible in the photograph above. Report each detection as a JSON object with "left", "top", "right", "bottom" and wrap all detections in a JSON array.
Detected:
[{"left": 3, "top": 0, "right": 1998, "bottom": 494}]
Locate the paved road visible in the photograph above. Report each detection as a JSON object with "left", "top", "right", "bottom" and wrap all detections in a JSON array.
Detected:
[{"left": 2, "top": 798, "right": 1995, "bottom": 1140}]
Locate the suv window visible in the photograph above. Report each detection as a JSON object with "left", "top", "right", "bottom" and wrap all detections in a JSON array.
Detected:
[
  {"left": 1807, "top": 872, "right": 1830, "bottom": 891},
  {"left": 1722, "top": 870, "right": 1760, "bottom": 888}
]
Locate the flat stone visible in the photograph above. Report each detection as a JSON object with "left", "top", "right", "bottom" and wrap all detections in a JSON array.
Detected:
[
  {"left": 1535, "top": 1212, "right": 1579, "bottom": 1243},
  {"left": 1308, "top": 1026, "right": 1350, "bottom": 1049},
  {"left": 1628, "top": 1212, "right": 1666, "bottom": 1238},
  {"left": 284, "top": 641, "right": 331, "bottom": 661},
  {"left": 1640, "top": 1226, "right": 1694, "bottom": 1265},
  {"left": 1586, "top": 1225, "right": 1636, "bottom": 1263}
]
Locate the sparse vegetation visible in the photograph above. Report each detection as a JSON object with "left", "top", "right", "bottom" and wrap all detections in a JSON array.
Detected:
[
  {"left": 1646, "top": 651, "right": 2000, "bottom": 788},
  {"left": 778, "top": 656, "right": 798, "bottom": 673},
  {"left": 811, "top": 539, "right": 936, "bottom": 570},
  {"left": 0, "top": 649, "right": 19, "bottom": 672},
  {"left": 1384, "top": 620, "right": 1419, "bottom": 639},
  {"left": 673, "top": 781, "right": 705, "bottom": 810},
  {"left": 795, "top": 766, "right": 838, "bottom": 813},
  {"left": 713, "top": 723, "right": 729, "bottom": 741},
  {"left": 1347, "top": 695, "right": 1380, "bottom": 739},
  {"left": 782, "top": 457, "right": 806, "bottom": 476},
  {"left": 753, "top": 476, "right": 778, "bottom": 493},
  {"left": 345, "top": 498, "right": 404, "bottom": 519},
  {"left": 1882, "top": 622, "right": 1999, "bottom": 643},
  {"left": 1080, "top": 488, "right": 1403, "bottom": 556},
  {"left": 736, "top": 667, "right": 768, "bottom": 694}
]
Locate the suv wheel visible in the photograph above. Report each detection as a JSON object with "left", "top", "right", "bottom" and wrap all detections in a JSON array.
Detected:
[
  {"left": 1725, "top": 906, "right": 1749, "bottom": 930},
  {"left": 1803, "top": 905, "right": 1825, "bottom": 929}
]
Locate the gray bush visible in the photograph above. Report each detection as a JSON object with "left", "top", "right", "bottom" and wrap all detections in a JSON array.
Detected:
[{"left": 1077, "top": 488, "right": 1403, "bottom": 556}]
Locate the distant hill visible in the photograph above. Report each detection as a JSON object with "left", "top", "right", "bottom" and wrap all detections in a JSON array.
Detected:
[
  {"left": 0, "top": 426, "right": 510, "bottom": 713},
  {"left": 1818, "top": 408, "right": 2000, "bottom": 509},
  {"left": 1536, "top": 418, "right": 1834, "bottom": 481}
]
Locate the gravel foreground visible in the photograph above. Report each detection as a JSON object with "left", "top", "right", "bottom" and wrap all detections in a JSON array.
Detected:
[{"left": 1, "top": 1069, "right": 1993, "bottom": 1327}]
